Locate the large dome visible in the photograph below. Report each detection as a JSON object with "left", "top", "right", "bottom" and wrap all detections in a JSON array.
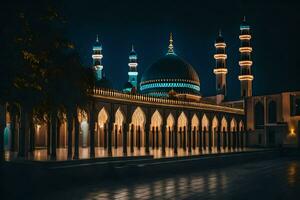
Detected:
[{"left": 140, "top": 53, "right": 201, "bottom": 99}]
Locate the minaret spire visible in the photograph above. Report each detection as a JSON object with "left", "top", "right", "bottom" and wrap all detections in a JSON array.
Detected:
[
  {"left": 126, "top": 45, "right": 138, "bottom": 91},
  {"left": 92, "top": 34, "right": 103, "bottom": 80},
  {"left": 167, "top": 32, "right": 175, "bottom": 54},
  {"left": 239, "top": 17, "right": 253, "bottom": 97},
  {"left": 214, "top": 29, "right": 228, "bottom": 103}
]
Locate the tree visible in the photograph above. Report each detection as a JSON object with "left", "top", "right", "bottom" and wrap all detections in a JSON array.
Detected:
[{"left": 0, "top": 1, "right": 95, "bottom": 159}]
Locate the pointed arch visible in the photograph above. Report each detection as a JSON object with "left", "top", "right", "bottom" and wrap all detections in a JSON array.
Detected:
[
  {"left": 131, "top": 107, "right": 146, "bottom": 148},
  {"left": 151, "top": 110, "right": 162, "bottom": 129},
  {"left": 221, "top": 116, "right": 228, "bottom": 131},
  {"left": 201, "top": 114, "right": 209, "bottom": 131},
  {"left": 191, "top": 114, "right": 199, "bottom": 129},
  {"left": 113, "top": 108, "right": 125, "bottom": 148},
  {"left": 78, "top": 109, "right": 89, "bottom": 147},
  {"left": 178, "top": 112, "right": 187, "bottom": 128},
  {"left": 239, "top": 120, "right": 244, "bottom": 131},
  {"left": 78, "top": 109, "right": 88, "bottom": 123},
  {"left": 230, "top": 118, "right": 237, "bottom": 132},
  {"left": 115, "top": 108, "right": 124, "bottom": 127},
  {"left": 131, "top": 107, "right": 146, "bottom": 127},
  {"left": 212, "top": 116, "right": 218, "bottom": 129},
  {"left": 98, "top": 107, "right": 109, "bottom": 127},
  {"left": 166, "top": 113, "right": 175, "bottom": 129}
]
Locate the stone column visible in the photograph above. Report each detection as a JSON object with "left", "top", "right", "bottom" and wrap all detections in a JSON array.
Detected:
[
  {"left": 47, "top": 119, "right": 51, "bottom": 155},
  {"left": 192, "top": 127, "right": 196, "bottom": 150},
  {"left": 107, "top": 122, "right": 113, "bottom": 156},
  {"left": 130, "top": 124, "right": 134, "bottom": 153},
  {"left": 73, "top": 113, "right": 79, "bottom": 159},
  {"left": 137, "top": 125, "right": 141, "bottom": 150},
  {"left": 198, "top": 127, "right": 202, "bottom": 152},
  {"left": 161, "top": 125, "right": 166, "bottom": 155},
  {"left": 217, "top": 125, "right": 221, "bottom": 152},
  {"left": 104, "top": 123, "right": 107, "bottom": 149},
  {"left": 174, "top": 125, "right": 178, "bottom": 155},
  {"left": 203, "top": 127, "right": 207, "bottom": 151},
  {"left": 179, "top": 127, "right": 182, "bottom": 149},
  {"left": 144, "top": 123, "right": 149, "bottom": 154},
  {"left": 236, "top": 127, "right": 241, "bottom": 148},
  {"left": 188, "top": 125, "right": 192, "bottom": 153},
  {"left": 222, "top": 127, "right": 226, "bottom": 150},
  {"left": 18, "top": 107, "right": 26, "bottom": 158},
  {"left": 183, "top": 126, "right": 187, "bottom": 151},
  {"left": 89, "top": 110, "right": 95, "bottom": 158},
  {"left": 50, "top": 113, "right": 57, "bottom": 160},
  {"left": 114, "top": 125, "right": 118, "bottom": 149},
  {"left": 240, "top": 127, "right": 244, "bottom": 149},
  {"left": 29, "top": 115, "right": 35, "bottom": 153},
  {"left": 232, "top": 128, "right": 236, "bottom": 149},
  {"left": 10, "top": 113, "right": 16, "bottom": 152},
  {"left": 155, "top": 126, "right": 159, "bottom": 149},
  {"left": 227, "top": 123, "right": 231, "bottom": 150},
  {"left": 208, "top": 123, "right": 212, "bottom": 152},
  {"left": 151, "top": 126, "right": 154, "bottom": 150},
  {"left": 168, "top": 127, "right": 172, "bottom": 148},
  {"left": 67, "top": 112, "right": 73, "bottom": 159},
  {"left": 122, "top": 123, "right": 128, "bottom": 155}
]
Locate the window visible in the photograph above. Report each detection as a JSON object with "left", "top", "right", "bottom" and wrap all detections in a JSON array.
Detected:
[
  {"left": 255, "top": 102, "right": 265, "bottom": 129},
  {"left": 268, "top": 101, "right": 277, "bottom": 123}
]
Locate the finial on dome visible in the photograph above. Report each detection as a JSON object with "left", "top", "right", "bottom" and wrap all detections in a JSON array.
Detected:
[{"left": 167, "top": 32, "right": 175, "bottom": 54}]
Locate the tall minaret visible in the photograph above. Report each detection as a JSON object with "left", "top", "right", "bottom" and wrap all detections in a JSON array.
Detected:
[
  {"left": 92, "top": 35, "right": 103, "bottom": 80},
  {"left": 128, "top": 45, "right": 138, "bottom": 89},
  {"left": 238, "top": 17, "right": 253, "bottom": 97},
  {"left": 213, "top": 30, "right": 228, "bottom": 103}
]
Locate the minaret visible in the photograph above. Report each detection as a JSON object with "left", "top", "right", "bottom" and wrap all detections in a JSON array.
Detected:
[
  {"left": 92, "top": 35, "right": 103, "bottom": 80},
  {"left": 238, "top": 17, "right": 253, "bottom": 97},
  {"left": 213, "top": 30, "right": 228, "bottom": 103},
  {"left": 167, "top": 32, "right": 175, "bottom": 55},
  {"left": 128, "top": 45, "right": 138, "bottom": 89}
]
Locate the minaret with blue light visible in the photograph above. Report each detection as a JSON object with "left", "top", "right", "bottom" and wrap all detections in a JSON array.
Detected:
[
  {"left": 128, "top": 45, "right": 138, "bottom": 89},
  {"left": 214, "top": 30, "right": 228, "bottom": 102},
  {"left": 238, "top": 17, "right": 253, "bottom": 97},
  {"left": 92, "top": 35, "right": 103, "bottom": 80}
]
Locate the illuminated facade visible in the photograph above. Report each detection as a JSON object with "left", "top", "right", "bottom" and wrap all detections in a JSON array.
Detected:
[{"left": 1, "top": 18, "right": 299, "bottom": 161}]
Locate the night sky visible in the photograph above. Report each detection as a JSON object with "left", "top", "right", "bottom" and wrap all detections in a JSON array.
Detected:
[{"left": 61, "top": 0, "right": 300, "bottom": 99}]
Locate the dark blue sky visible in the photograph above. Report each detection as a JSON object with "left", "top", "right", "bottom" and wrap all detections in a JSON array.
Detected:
[{"left": 63, "top": 0, "right": 300, "bottom": 99}]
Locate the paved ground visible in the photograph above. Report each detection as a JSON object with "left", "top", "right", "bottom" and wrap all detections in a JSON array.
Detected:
[{"left": 35, "top": 157, "right": 300, "bottom": 200}]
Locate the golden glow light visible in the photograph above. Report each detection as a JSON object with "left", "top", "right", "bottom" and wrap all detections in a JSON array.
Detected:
[
  {"left": 214, "top": 54, "right": 227, "bottom": 59},
  {"left": 289, "top": 128, "right": 296, "bottom": 136},
  {"left": 215, "top": 43, "right": 226, "bottom": 48},
  {"left": 239, "top": 47, "right": 253, "bottom": 53},
  {"left": 239, "top": 60, "right": 253, "bottom": 66},
  {"left": 214, "top": 68, "right": 228, "bottom": 74},
  {"left": 239, "top": 35, "right": 251, "bottom": 40},
  {"left": 238, "top": 75, "right": 254, "bottom": 81}
]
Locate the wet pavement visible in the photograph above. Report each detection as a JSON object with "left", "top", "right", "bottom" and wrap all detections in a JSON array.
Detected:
[{"left": 38, "top": 157, "right": 300, "bottom": 200}]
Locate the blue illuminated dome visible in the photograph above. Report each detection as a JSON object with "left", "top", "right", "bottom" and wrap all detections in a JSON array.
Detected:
[{"left": 140, "top": 53, "right": 201, "bottom": 100}]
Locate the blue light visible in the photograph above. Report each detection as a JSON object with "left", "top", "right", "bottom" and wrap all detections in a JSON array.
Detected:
[{"left": 140, "top": 82, "right": 200, "bottom": 91}]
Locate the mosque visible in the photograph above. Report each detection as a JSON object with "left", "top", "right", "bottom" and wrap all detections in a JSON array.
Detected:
[{"left": 2, "top": 18, "right": 300, "bottom": 160}]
